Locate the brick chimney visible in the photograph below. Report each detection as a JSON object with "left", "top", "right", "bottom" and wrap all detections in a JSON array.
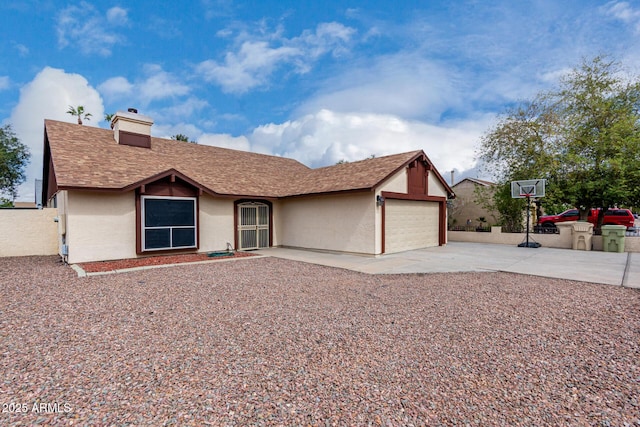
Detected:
[{"left": 111, "top": 108, "right": 153, "bottom": 148}]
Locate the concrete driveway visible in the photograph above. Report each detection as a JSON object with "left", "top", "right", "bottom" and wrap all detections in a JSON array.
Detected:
[{"left": 256, "top": 242, "right": 639, "bottom": 288}]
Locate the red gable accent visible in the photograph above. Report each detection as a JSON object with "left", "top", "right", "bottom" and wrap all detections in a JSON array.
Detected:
[{"left": 407, "top": 157, "right": 429, "bottom": 195}]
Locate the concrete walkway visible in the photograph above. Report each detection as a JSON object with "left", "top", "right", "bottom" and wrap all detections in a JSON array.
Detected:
[{"left": 256, "top": 242, "right": 640, "bottom": 288}]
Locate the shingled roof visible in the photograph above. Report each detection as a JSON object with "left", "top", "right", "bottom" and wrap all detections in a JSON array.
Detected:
[{"left": 43, "top": 120, "right": 452, "bottom": 199}]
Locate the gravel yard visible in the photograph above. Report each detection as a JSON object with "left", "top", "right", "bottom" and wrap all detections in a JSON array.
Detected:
[{"left": 1, "top": 256, "right": 639, "bottom": 426}]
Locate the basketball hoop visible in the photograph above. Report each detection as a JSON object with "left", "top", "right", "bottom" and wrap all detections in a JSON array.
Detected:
[
  {"left": 511, "top": 179, "right": 545, "bottom": 199},
  {"left": 511, "top": 179, "right": 546, "bottom": 248}
]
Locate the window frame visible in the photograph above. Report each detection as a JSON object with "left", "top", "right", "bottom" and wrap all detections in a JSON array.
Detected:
[{"left": 141, "top": 195, "right": 197, "bottom": 251}]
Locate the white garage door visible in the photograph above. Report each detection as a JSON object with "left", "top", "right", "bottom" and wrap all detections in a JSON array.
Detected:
[{"left": 385, "top": 199, "right": 440, "bottom": 253}]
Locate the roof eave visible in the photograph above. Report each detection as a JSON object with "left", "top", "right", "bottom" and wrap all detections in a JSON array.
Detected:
[{"left": 283, "top": 187, "right": 374, "bottom": 199}]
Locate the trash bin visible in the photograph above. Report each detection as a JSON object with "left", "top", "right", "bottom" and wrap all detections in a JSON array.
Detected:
[
  {"left": 601, "top": 224, "right": 626, "bottom": 253},
  {"left": 571, "top": 221, "right": 593, "bottom": 251}
]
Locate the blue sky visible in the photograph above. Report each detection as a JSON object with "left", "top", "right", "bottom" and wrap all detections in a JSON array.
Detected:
[{"left": 2, "top": 0, "right": 640, "bottom": 201}]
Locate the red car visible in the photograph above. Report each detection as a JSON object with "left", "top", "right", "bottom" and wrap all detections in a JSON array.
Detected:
[{"left": 537, "top": 208, "right": 635, "bottom": 230}]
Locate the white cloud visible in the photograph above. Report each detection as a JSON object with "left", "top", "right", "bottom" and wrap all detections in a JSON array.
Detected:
[
  {"left": 8, "top": 67, "right": 104, "bottom": 201},
  {"left": 138, "top": 65, "right": 190, "bottom": 103},
  {"left": 295, "top": 53, "right": 459, "bottom": 121},
  {"left": 295, "top": 22, "right": 356, "bottom": 60},
  {"left": 604, "top": 1, "right": 640, "bottom": 30},
  {"left": 248, "top": 109, "right": 494, "bottom": 174},
  {"left": 158, "top": 97, "right": 209, "bottom": 119},
  {"left": 197, "top": 42, "right": 301, "bottom": 93},
  {"left": 106, "top": 6, "right": 128, "bottom": 25},
  {"left": 199, "top": 133, "right": 251, "bottom": 151},
  {"left": 56, "top": 2, "right": 126, "bottom": 56},
  {"left": 0, "top": 76, "right": 10, "bottom": 90},
  {"left": 143, "top": 97, "right": 210, "bottom": 127},
  {"left": 98, "top": 65, "right": 190, "bottom": 105},
  {"left": 196, "top": 22, "right": 356, "bottom": 93},
  {"left": 97, "top": 76, "right": 133, "bottom": 98}
]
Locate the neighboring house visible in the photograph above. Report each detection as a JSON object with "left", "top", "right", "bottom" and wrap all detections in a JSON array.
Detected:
[
  {"left": 42, "top": 111, "right": 454, "bottom": 264},
  {"left": 449, "top": 178, "right": 498, "bottom": 228}
]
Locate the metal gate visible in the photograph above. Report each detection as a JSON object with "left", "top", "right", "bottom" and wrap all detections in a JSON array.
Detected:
[{"left": 238, "top": 202, "right": 269, "bottom": 250}]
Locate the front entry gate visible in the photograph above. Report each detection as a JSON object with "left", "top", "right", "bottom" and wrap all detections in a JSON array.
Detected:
[{"left": 238, "top": 202, "right": 269, "bottom": 250}]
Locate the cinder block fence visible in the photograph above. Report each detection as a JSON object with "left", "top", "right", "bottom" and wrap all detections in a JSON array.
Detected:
[
  {"left": 449, "top": 223, "right": 640, "bottom": 252},
  {"left": 0, "top": 208, "right": 59, "bottom": 257}
]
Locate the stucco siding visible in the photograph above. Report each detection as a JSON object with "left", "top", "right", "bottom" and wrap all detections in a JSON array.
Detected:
[
  {"left": 428, "top": 173, "right": 448, "bottom": 197},
  {"left": 379, "top": 169, "right": 407, "bottom": 193},
  {"left": 271, "top": 200, "right": 283, "bottom": 247},
  {"left": 66, "top": 191, "right": 137, "bottom": 264},
  {"left": 280, "top": 192, "right": 376, "bottom": 254},
  {"left": 0, "top": 208, "right": 58, "bottom": 257},
  {"left": 199, "top": 195, "right": 235, "bottom": 252}
]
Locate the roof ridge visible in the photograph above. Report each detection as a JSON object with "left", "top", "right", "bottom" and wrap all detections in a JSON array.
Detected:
[{"left": 311, "top": 150, "right": 423, "bottom": 172}]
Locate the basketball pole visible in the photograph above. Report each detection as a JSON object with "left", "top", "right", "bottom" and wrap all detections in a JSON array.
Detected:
[
  {"left": 518, "top": 194, "right": 540, "bottom": 248},
  {"left": 526, "top": 195, "right": 530, "bottom": 247}
]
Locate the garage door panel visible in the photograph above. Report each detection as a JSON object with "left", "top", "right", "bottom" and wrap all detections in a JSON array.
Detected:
[{"left": 385, "top": 199, "right": 439, "bottom": 253}]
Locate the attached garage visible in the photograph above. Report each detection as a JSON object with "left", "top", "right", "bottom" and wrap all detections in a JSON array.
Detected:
[
  {"left": 385, "top": 199, "right": 440, "bottom": 253},
  {"left": 381, "top": 191, "right": 448, "bottom": 255}
]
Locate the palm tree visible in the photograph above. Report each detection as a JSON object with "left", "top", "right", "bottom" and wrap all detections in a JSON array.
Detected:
[
  {"left": 66, "top": 105, "right": 92, "bottom": 125},
  {"left": 104, "top": 113, "right": 114, "bottom": 129}
]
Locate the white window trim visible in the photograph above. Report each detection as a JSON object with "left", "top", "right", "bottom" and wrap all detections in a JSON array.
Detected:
[{"left": 141, "top": 195, "right": 197, "bottom": 251}]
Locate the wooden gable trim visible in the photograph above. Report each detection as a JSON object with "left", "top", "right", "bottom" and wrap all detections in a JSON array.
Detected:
[
  {"left": 121, "top": 169, "right": 216, "bottom": 196},
  {"left": 407, "top": 157, "right": 429, "bottom": 195},
  {"left": 139, "top": 175, "right": 199, "bottom": 197}
]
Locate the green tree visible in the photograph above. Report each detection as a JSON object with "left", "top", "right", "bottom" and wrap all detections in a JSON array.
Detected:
[
  {"left": 0, "top": 125, "right": 30, "bottom": 202},
  {"left": 66, "top": 105, "right": 92, "bottom": 125},
  {"left": 171, "top": 134, "right": 196, "bottom": 143},
  {"left": 477, "top": 56, "right": 640, "bottom": 230},
  {"left": 104, "top": 113, "right": 114, "bottom": 128}
]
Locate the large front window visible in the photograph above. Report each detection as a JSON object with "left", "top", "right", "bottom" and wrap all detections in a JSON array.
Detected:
[{"left": 142, "top": 196, "right": 196, "bottom": 251}]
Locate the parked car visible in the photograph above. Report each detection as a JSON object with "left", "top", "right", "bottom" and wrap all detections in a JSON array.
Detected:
[{"left": 537, "top": 208, "right": 635, "bottom": 230}]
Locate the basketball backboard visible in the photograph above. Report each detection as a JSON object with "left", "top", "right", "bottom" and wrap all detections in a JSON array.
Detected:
[{"left": 511, "top": 179, "right": 546, "bottom": 199}]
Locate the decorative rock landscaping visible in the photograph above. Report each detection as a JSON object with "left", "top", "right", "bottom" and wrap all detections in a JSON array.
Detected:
[{"left": 1, "top": 256, "right": 638, "bottom": 425}]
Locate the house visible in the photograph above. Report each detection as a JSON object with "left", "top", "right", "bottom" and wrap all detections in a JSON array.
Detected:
[
  {"left": 448, "top": 178, "right": 498, "bottom": 229},
  {"left": 42, "top": 110, "right": 455, "bottom": 264}
]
